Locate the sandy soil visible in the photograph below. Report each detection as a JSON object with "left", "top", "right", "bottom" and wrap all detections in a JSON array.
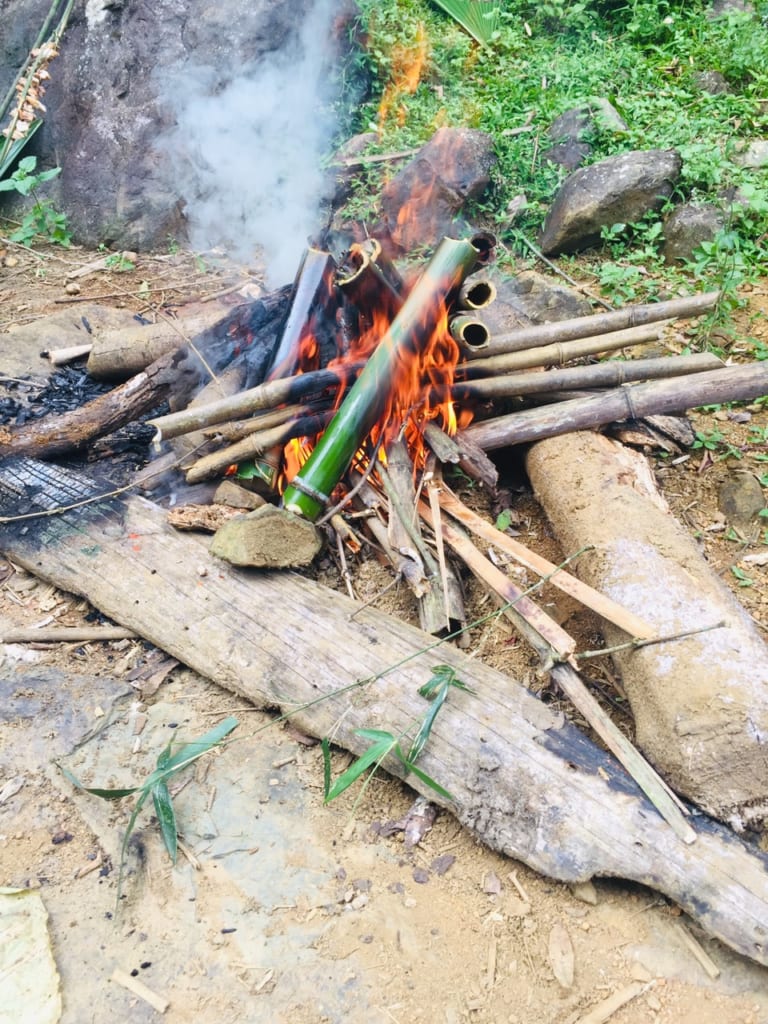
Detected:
[{"left": 1, "top": 242, "right": 767, "bottom": 1024}]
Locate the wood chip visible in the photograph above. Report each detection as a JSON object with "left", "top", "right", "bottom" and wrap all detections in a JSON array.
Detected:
[
  {"left": 548, "top": 921, "right": 575, "bottom": 988},
  {"left": 673, "top": 920, "right": 721, "bottom": 979},
  {"left": 575, "top": 982, "right": 650, "bottom": 1024},
  {"left": 111, "top": 968, "right": 169, "bottom": 1013}
]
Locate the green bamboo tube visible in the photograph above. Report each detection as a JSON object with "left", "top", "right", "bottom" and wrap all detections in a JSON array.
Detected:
[{"left": 282, "top": 236, "right": 487, "bottom": 520}]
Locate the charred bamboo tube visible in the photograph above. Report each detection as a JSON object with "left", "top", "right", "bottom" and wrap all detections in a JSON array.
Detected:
[
  {"left": 449, "top": 314, "right": 490, "bottom": 354},
  {"left": 337, "top": 237, "right": 404, "bottom": 318},
  {"left": 458, "top": 276, "right": 496, "bottom": 310},
  {"left": 282, "top": 235, "right": 490, "bottom": 521},
  {"left": 460, "top": 322, "right": 669, "bottom": 378},
  {"left": 464, "top": 363, "right": 768, "bottom": 452},
  {"left": 265, "top": 247, "right": 337, "bottom": 379},
  {"left": 465, "top": 290, "right": 720, "bottom": 358},
  {"left": 452, "top": 352, "right": 724, "bottom": 403},
  {"left": 185, "top": 410, "right": 334, "bottom": 484}
]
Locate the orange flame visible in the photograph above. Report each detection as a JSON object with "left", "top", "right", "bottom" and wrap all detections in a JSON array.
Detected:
[{"left": 378, "top": 23, "right": 428, "bottom": 132}]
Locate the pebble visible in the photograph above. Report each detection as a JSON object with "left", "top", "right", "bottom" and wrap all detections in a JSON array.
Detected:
[{"left": 65, "top": 281, "right": 80, "bottom": 295}]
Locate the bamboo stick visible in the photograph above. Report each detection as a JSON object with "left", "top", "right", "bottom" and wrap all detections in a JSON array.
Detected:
[
  {"left": 466, "top": 291, "right": 721, "bottom": 358},
  {"left": 458, "top": 276, "right": 496, "bottom": 310},
  {"left": 418, "top": 505, "right": 696, "bottom": 844},
  {"left": 454, "top": 352, "right": 723, "bottom": 402},
  {"left": 148, "top": 366, "right": 357, "bottom": 441},
  {"left": 184, "top": 410, "right": 334, "bottom": 484},
  {"left": 436, "top": 485, "right": 654, "bottom": 638},
  {"left": 464, "top": 363, "right": 768, "bottom": 452},
  {"left": 450, "top": 313, "right": 490, "bottom": 353},
  {"left": 282, "top": 235, "right": 488, "bottom": 521},
  {"left": 460, "top": 323, "right": 669, "bottom": 378}
]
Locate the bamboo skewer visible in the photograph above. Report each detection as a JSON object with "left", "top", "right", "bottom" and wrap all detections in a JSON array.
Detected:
[{"left": 418, "top": 504, "right": 697, "bottom": 844}]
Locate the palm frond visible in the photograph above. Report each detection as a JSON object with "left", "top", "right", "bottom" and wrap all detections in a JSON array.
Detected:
[{"left": 430, "top": 0, "right": 500, "bottom": 47}]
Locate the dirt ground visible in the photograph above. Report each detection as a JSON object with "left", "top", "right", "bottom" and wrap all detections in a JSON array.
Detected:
[{"left": 1, "top": 242, "right": 768, "bottom": 1024}]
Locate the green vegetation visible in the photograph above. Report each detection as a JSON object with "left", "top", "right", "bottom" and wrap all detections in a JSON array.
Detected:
[
  {"left": 349, "top": 0, "right": 768, "bottom": 313},
  {"left": 322, "top": 664, "right": 472, "bottom": 805},
  {"left": 61, "top": 716, "right": 238, "bottom": 907},
  {"left": 0, "top": 155, "right": 71, "bottom": 246}
]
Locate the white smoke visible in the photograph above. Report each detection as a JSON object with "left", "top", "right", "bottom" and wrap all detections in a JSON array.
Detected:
[{"left": 159, "top": 0, "right": 340, "bottom": 287}]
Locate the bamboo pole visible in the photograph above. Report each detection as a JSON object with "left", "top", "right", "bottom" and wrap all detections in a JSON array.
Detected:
[
  {"left": 464, "top": 363, "right": 768, "bottom": 452},
  {"left": 450, "top": 313, "right": 490, "bottom": 353},
  {"left": 460, "top": 323, "right": 669, "bottom": 378},
  {"left": 281, "top": 235, "right": 489, "bottom": 521},
  {"left": 148, "top": 366, "right": 358, "bottom": 441},
  {"left": 454, "top": 352, "right": 724, "bottom": 402},
  {"left": 465, "top": 291, "right": 721, "bottom": 357}
]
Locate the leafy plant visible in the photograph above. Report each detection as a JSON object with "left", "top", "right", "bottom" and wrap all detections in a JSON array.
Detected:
[
  {"left": 0, "top": 155, "right": 70, "bottom": 246},
  {"left": 61, "top": 716, "right": 238, "bottom": 905},
  {"left": 104, "top": 252, "right": 136, "bottom": 272},
  {"left": 322, "top": 664, "right": 474, "bottom": 805},
  {"left": 429, "top": 0, "right": 500, "bottom": 46}
]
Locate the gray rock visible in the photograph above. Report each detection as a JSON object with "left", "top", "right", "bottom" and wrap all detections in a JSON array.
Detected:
[
  {"left": 708, "top": 0, "right": 754, "bottom": 15},
  {"left": 210, "top": 503, "right": 323, "bottom": 568},
  {"left": 718, "top": 472, "right": 766, "bottom": 533},
  {"left": 733, "top": 140, "right": 768, "bottom": 169},
  {"left": 482, "top": 271, "right": 592, "bottom": 331},
  {"left": 692, "top": 70, "right": 731, "bottom": 94},
  {"left": 538, "top": 149, "right": 682, "bottom": 256},
  {"left": 379, "top": 127, "right": 496, "bottom": 253},
  {"left": 1, "top": 0, "right": 362, "bottom": 264},
  {"left": 544, "top": 99, "right": 628, "bottom": 171},
  {"left": 662, "top": 203, "right": 725, "bottom": 264}
]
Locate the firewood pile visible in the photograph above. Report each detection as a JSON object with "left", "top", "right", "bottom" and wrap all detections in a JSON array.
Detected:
[{"left": 2, "top": 234, "right": 768, "bottom": 966}]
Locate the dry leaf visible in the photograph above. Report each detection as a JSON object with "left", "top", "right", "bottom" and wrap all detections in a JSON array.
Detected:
[{"left": 548, "top": 920, "right": 575, "bottom": 988}]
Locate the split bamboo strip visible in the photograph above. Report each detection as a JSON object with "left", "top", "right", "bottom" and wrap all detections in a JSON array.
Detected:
[
  {"left": 282, "top": 235, "right": 487, "bottom": 521},
  {"left": 454, "top": 352, "right": 723, "bottom": 402},
  {"left": 436, "top": 485, "right": 654, "bottom": 638},
  {"left": 464, "top": 363, "right": 768, "bottom": 452},
  {"left": 418, "top": 505, "right": 696, "bottom": 844},
  {"left": 460, "top": 323, "right": 669, "bottom": 378},
  {"left": 466, "top": 290, "right": 720, "bottom": 357}
]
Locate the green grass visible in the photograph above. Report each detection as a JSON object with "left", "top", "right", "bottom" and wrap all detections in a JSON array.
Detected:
[{"left": 347, "top": 0, "right": 768, "bottom": 310}]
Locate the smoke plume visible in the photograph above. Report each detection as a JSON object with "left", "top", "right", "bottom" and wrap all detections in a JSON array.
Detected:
[{"left": 158, "top": 0, "right": 342, "bottom": 287}]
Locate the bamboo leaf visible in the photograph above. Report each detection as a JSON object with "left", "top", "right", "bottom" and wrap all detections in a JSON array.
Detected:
[
  {"left": 57, "top": 765, "right": 139, "bottom": 800},
  {"left": 408, "top": 683, "right": 449, "bottom": 763},
  {"left": 404, "top": 761, "right": 454, "bottom": 802},
  {"left": 321, "top": 736, "right": 332, "bottom": 800},
  {"left": 152, "top": 782, "right": 178, "bottom": 864},
  {"left": 324, "top": 730, "right": 398, "bottom": 803}
]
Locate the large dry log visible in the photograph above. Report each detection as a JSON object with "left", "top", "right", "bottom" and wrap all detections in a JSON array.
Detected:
[
  {"left": 1, "top": 456, "right": 768, "bottom": 965},
  {"left": 526, "top": 432, "right": 768, "bottom": 831}
]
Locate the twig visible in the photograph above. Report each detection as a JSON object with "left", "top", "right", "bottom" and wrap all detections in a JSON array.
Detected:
[
  {"left": 110, "top": 969, "right": 169, "bottom": 1014},
  {"left": 512, "top": 230, "right": 614, "bottom": 310},
  {"left": 576, "top": 621, "right": 726, "bottom": 660},
  {"left": 1, "top": 625, "right": 136, "bottom": 643}
]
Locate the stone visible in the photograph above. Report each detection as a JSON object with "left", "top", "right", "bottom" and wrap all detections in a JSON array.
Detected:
[
  {"left": 481, "top": 271, "right": 592, "bottom": 332},
  {"left": 718, "top": 472, "right": 766, "bottom": 533},
  {"left": 538, "top": 149, "right": 682, "bottom": 256},
  {"left": 1, "top": 0, "right": 362, "bottom": 262},
  {"left": 209, "top": 503, "right": 323, "bottom": 569},
  {"left": 708, "top": 0, "right": 754, "bottom": 15},
  {"left": 693, "top": 70, "right": 731, "bottom": 95},
  {"left": 733, "top": 140, "right": 768, "bottom": 169},
  {"left": 378, "top": 127, "right": 496, "bottom": 253},
  {"left": 662, "top": 203, "right": 725, "bottom": 264},
  {"left": 544, "top": 99, "right": 628, "bottom": 171}
]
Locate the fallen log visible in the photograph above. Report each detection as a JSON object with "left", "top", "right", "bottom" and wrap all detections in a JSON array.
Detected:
[
  {"left": 526, "top": 432, "right": 768, "bottom": 831},
  {"left": 463, "top": 363, "right": 768, "bottom": 452},
  {"left": 2, "top": 456, "right": 768, "bottom": 965}
]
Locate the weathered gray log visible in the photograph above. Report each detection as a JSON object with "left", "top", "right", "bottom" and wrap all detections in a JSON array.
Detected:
[
  {"left": 526, "top": 432, "right": 768, "bottom": 832},
  {"left": 1, "top": 457, "right": 768, "bottom": 965},
  {"left": 464, "top": 364, "right": 768, "bottom": 451}
]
